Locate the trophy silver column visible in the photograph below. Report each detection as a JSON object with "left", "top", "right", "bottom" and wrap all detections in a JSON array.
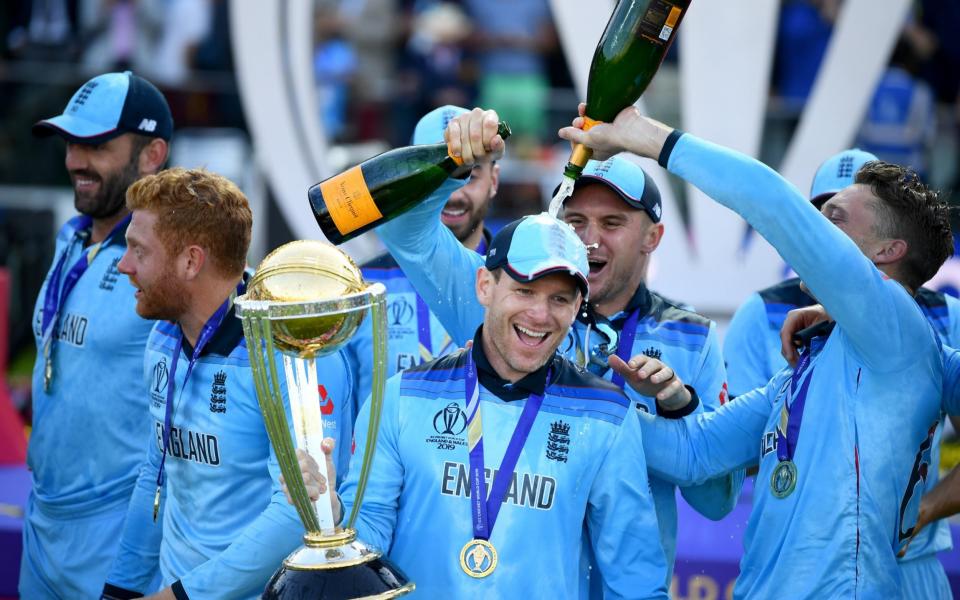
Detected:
[{"left": 236, "top": 240, "right": 414, "bottom": 599}]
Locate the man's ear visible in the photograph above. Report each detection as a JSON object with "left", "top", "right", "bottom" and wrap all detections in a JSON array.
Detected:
[
  {"left": 873, "top": 238, "right": 908, "bottom": 266},
  {"left": 139, "top": 138, "right": 169, "bottom": 175},
  {"left": 476, "top": 267, "right": 495, "bottom": 308},
  {"left": 180, "top": 244, "right": 207, "bottom": 280}
]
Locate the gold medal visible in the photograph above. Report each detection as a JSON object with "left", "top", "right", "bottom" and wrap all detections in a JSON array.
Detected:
[
  {"left": 771, "top": 460, "right": 798, "bottom": 499},
  {"left": 460, "top": 539, "right": 497, "bottom": 578}
]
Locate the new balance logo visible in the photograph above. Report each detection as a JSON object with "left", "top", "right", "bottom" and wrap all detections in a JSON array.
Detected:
[{"left": 138, "top": 118, "right": 157, "bottom": 132}]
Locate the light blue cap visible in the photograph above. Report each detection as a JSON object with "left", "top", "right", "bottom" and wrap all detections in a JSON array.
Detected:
[
  {"left": 486, "top": 213, "right": 590, "bottom": 296},
  {"left": 412, "top": 105, "right": 469, "bottom": 144},
  {"left": 809, "top": 148, "right": 878, "bottom": 205}
]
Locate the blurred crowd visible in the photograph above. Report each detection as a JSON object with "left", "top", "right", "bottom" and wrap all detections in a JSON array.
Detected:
[{"left": 0, "top": 1, "right": 958, "bottom": 203}]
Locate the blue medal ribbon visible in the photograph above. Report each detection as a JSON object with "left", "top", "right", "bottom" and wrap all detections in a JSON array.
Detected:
[
  {"left": 40, "top": 214, "right": 132, "bottom": 391},
  {"left": 776, "top": 350, "right": 815, "bottom": 463},
  {"left": 609, "top": 308, "right": 640, "bottom": 390},
  {"left": 153, "top": 282, "right": 244, "bottom": 521},
  {"left": 464, "top": 349, "right": 548, "bottom": 541}
]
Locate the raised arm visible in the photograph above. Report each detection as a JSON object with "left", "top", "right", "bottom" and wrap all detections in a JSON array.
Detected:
[{"left": 559, "top": 107, "right": 931, "bottom": 372}]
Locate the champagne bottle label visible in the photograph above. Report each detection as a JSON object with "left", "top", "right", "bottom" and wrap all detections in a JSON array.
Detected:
[
  {"left": 320, "top": 166, "right": 384, "bottom": 236},
  {"left": 638, "top": 0, "right": 683, "bottom": 45}
]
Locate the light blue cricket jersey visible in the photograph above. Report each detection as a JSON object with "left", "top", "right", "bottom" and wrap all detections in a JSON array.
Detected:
[
  {"left": 339, "top": 340, "right": 669, "bottom": 599},
  {"left": 373, "top": 177, "right": 741, "bottom": 582},
  {"left": 343, "top": 233, "right": 488, "bottom": 413},
  {"left": 104, "top": 306, "right": 354, "bottom": 600},
  {"left": 726, "top": 279, "right": 960, "bottom": 573},
  {"left": 640, "top": 132, "right": 944, "bottom": 598},
  {"left": 23, "top": 215, "right": 157, "bottom": 598}
]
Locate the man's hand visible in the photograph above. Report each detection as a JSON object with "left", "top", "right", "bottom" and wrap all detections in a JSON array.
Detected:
[
  {"left": 557, "top": 103, "right": 674, "bottom": 162},
  {"left": 445, "top": 108, "right": 506, "bottom": 165},
  {"left": 780, "top": 304, "right": 832, "bottom": 366},
  {"left": 279, "top": 440, "right": 341, "bottom": 523},
  {"left": 608, "top": 354, "right": 691, "bottom": 411}
]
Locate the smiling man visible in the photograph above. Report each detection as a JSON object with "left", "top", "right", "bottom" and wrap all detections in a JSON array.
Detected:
[
  {"left": 297, "top": 213, "right": 671, "bottom": 598},
  {"left": 558, "top": 104, "right": 954, "bottom": 597},
  {"left": 101, "top": 168, "right": 354, "bottom": 600},
  {"left": 369, "top": 108, "right": 740, "bottom": 588},
  {"left": 22, "top": 71, "right": 171, "bottom": 599}
]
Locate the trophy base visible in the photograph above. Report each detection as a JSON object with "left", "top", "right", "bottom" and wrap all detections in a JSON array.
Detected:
[{"left": 262, "top": 529, "right": 415, "bottom": 599}]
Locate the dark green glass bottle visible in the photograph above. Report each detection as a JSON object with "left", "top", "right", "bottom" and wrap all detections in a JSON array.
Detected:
[
  {"left": 563, "top": 0, "right": 692, "bottom": 179},
  {"left": 310, "top": 122, "right": 510, "bottom": 245}
]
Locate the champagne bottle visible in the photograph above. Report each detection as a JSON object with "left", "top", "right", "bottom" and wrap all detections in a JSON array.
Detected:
[
  {"left": 309, "top": 122, "right": 511, "bottom": 245},
  {"left": 564, "top": 0, "right": 691, "bottom": 181}
]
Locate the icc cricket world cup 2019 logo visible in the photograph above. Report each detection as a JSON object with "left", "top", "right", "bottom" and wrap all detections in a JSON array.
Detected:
[
  {"left": 435, "top": 403, "right": 467, "bottom": 436},
  {"left": 427, "top": 403, "right": 467, "bottom": 451}
]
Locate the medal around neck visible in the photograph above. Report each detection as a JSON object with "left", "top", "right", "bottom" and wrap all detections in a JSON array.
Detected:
[
  {"left": 460, "top": 539, "right": 498, "bottom": 578},
  {"left": 771, "top": 460, "right": 798, "bottom": 499},
  {"left": 236, "top": 240, "right": 414, "bottom": 599}
]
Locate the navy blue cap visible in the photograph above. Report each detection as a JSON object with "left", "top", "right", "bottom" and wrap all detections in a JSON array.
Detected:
[
  {"left": 33, "top": 71, "right": 173, "bottom": 144},
  {"left": 485, "top": 213, "right": 589, "bottom": 297},
  {"left": 559, "top": 156, "right": 662, "bottom": 223}
]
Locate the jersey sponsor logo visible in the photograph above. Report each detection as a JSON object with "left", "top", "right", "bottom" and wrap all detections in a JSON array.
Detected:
[
  {"left": 155, "top": 421, "right": 221, "bottom": 466},
  {"left": 427, "top": 402, "right": 467, "bottom": 450},
  {"left": 99, "top": 257, "right": 121, "bottom": 291},
  {"left": 642, "top": 347, "right": 662, "bottom": 360},
  {"left": 897, "top": 422, "right": 937, "bottom": 547},
  {"left": 51, "top": 312, "right": 88, "bottom": 347},
  {"left": 546, "top": 420, "right": 570, "bottom": 463},
  {"left": 319, "top": 384, "right": 334, "bottom": 416},
  {"left": 209, "top": 370, "right": 227, "bottom": 413},
  {"left": 440, "top": 461, "right": 556, "bottom": 510}
]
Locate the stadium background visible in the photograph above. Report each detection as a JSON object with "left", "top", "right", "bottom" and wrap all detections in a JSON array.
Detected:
[{"left": 1, "top": 1, "right": 960, "bottom": 598}]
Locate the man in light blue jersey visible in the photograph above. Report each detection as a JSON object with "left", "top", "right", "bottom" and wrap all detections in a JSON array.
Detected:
[
  {"left": 366, "top": 107, "right": 740, "bottom": 588},
  {"left": 344, "top": 105, "right": 498, "bottom": 417},
  {"left": 725, "top": 148, "right": 879, "bottom": 399},
  {"left": 726, "top": 147, "right": 960, "bottom": 598},
  {"left": 294, "top": 213, "right": 673, "bottom": 598},
  {"left": 99, "top": 168, "right": 354, "bottom": 600},
  {"left": 558, "top": 104, "right": 954, "bottom": 597},
  {"left": 22, "top": 71, "right": 172, "bottom": 599}
]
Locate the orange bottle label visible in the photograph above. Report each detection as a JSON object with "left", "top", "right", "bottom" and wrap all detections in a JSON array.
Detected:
[
  {"left": 320, "top": 166, "right": 383, "bottom": 235},
  {"left": 665, "top": 6, "right": 682, "bottom": 28}
]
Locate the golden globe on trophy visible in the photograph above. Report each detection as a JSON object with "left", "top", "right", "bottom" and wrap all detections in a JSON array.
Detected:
[{"left": 235, "top": 240, "right": 414, "bottom": 599}]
